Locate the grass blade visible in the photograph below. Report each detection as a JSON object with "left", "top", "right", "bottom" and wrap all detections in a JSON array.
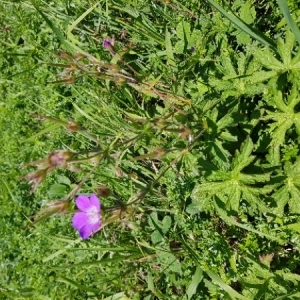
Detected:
[
  {"left": 56, "top": 273, "right": 100, "bottom": 293},
  {"left": 206, "top": 0, "right": 277, "bottom": 51},
  {"left": 277, "top": 0, "right": 300, "bottom": 44},
  {"left": 186, "top": 266, "right": 203, "bottom": 300},
  {"left": 205, "top": 270, "right": 250, "bottom": 300}
]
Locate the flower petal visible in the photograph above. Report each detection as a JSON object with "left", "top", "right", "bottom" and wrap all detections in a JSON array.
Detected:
[
  {"left": 79, "top": 223, "right": 94, "bottom": 239},
  {"left": 72, "top": 212, "right": 88, "bottom": 230},
  {"left": 90, "top": 194, "right": 100, "bottom": 211},
  {"left": 91, "top": 220, "right": 100, "bottom": 233},
  {"left": 75, "top": 195, "right": 91, "bottom": 212}
]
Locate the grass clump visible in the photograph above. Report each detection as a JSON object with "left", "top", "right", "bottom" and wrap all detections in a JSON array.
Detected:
[{"left": 1, "top": 0, "right": 300, "bottom": 299}]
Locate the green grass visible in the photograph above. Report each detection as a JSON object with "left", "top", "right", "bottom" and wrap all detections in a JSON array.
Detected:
[{"left": 1, "top": 0, "right": 300, "bottom": 299}]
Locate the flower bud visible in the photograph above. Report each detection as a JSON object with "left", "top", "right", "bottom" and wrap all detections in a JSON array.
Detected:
[
  {"left": 179, "top": 127, "right": 191, "bottom": 139},
  {"left": 108, "top": 64, "right": 120, "bottom": 73},
  {"left": 97, "top": 186, "right": 111, "bottom": 198},
  {"left": 115, "top": 167, "right": 123, "bottom": 178},
  {"left": 115, "top": 77, "right": 126, "bottom": 85},
  {"left": 48, "top": 150, "right": 74, "bottom": 167},
  {"left": 19, "top": 169, "right": 47, "bottom": 193},
  {"left": 74, "top": 53, "right": 84, "bottom": 61},
  {"left": 46, "top": 200, "right": 71, "bottom": 214},
  {"left": 64, "top": 76, "right": 76, "bottom": 84},
  {"left": 58, "top": 51, "right": 72, "bottom": 59},
  {"left": 67, "top": 121, "right": 80, "bottom": 132},
  {"left": 103, "top": 40, "right": 112, "bottom": 49}
]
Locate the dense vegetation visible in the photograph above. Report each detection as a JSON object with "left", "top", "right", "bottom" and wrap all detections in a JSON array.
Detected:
[{"left": 1, "top": 0, "right": 300, "bottom": 299}]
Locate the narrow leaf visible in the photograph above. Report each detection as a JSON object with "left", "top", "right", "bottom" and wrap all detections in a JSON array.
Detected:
[
  {"left": 206, "top": 0, "right": 277, "bottom": 50},
  {"left": 187, "top": 266, "right": 203, "bottom": 300},
  {"left": 205, "top": 270, "right": 250, "bottom": 300},
  {"left": 277, "top": 0, "right": 300, "bottom": 45}
]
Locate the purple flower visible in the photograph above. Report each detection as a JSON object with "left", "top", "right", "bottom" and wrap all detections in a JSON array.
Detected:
[
  {"left": 103, "top": 39, "right": 111, "bottom": 49},
  {"left": 72, "top": 194, "right": 101, "bottom": 239}
]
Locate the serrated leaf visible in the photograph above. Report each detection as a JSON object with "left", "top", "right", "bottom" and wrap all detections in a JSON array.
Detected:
[
  {"left": 232, "top": 137, "right": 255, "bottom": 173},
  {"left": 286, "top": 159, "right": 300, "bottom": 177},
  {"left": 220, "top": 130, "right": 238, "bottom": 142},
  {"left": 236, "top": 31, "right": 251, "bottom": 45},
  {"left": 194, "top": 181, "right": 230, "bottom": 194},
  {"left": 242, "top": 186, "right": 269, "bottom": 211},
  {"left": 291, "top": 50, "right": 300, "bottom": 68},
  {"left": 207, "top": 170, "right": 232, "bottom": 181},
  {"left": 270, "top": 91, "right": 290, "bottom": 112},
  {"left": 217, "top": 112, "right": 235, "bottom": 130},
  {"left": 227, "top": 185, "right": 242, "bottom": 211},
  {"left": 277, "top": 31, "right": 294, "bottom": 67},
  {"left": 211, "top": 139, "right": 231, "bottom": 167},
  {"left": 271, "top": 118, "right": 293, "bottom": 145},
  {"left": 220, "top": 55, "right": 237, "bottom": 76},
  {"left": 254, "top": 49, "right": 284, "bottom": 70},
  {"left": 289, "top": 185, "right": 300, "bottom": 213},
  {"left": 249, "top": 70, "right": 277, "bottom": 84},
  {"left": 239, "top": 173, "right": 271, "bottom": 184},
  {"left": 239, "top": 0, "right": 256, "bottom": 24},
  {"left": 266, "top": 144, "right": 281, "bottom": 166}
]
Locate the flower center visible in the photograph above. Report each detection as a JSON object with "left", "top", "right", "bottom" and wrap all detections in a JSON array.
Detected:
[{"left": 86, "top": 206, "right": 100, "bottom": 225}]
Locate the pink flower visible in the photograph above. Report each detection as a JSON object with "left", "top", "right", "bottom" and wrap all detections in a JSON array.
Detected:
[
  {"left": 72, "top": 194, "right": 101, "bottom": 239},
  {"left": 103, "top": 40, "right": 111, "bottom": 49}
]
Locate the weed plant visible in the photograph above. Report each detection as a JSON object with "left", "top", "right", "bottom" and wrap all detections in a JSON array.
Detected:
[{"left": 1, "top": 0, "right": 300, "bottom": 299}]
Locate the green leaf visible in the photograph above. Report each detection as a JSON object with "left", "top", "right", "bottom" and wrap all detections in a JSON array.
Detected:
[
  {"left": 274, "top": 222, "right": 300, "bottom": 233},
  {"left": 249, "top": 70, "right": 278, "bottom": 84},
  {"left": 239, "top": 173, "right": 271, "bottom": 184},
  {"left": 162, "top": 216, "right": 172, "bottom": 234},
  {"left": 56, "top": 273, "right": 100, "bottom": 293},
  {"left": 47, "top": 184, "right": 68, "bottom": 198},
  {"left": 227, "top": 185, "right": 242, "bottom": 211},
  {"left": 254, "top": 48, "right": 284, "bottom": 70},
  {"left": 239, "top": 1, "right": 256, "bottom": 24},
  {"left": 220, "top": 130, "right": 238, "bottom": 142},
  {"left": 186, "top": 266, "right": 203, "bottom": 300},
  {"left": 277, "top": 30, "right": 294, "bottom": 67},
  {"left": 151, "top": 230, "right": 164, "bottom": 245},
  {"left": 165, "top": 29, "right": 176, "bottom": 67},
  {"left": 215, "top": 201, "right": 284, "bottom": 242},
  {"left": 205, "top": 270, "right": 251, "bottom": 300},
  {"left": 277, "top": 0, "right": 300, "bottom": 45},
  {"left": 156, "top": 251, "right": 182, "bottom": 274},
  {"left": 288, "top": 184, "right": 300, "bottom": 213},
  {"left": 206, "top": 0, "right": 277, "bottom": 50},
  {"left": 176, "top": 21, "right": 191, "bottom": 41},
  {"left": 232, "top": 137, "right": 255, "bottom": 174}
]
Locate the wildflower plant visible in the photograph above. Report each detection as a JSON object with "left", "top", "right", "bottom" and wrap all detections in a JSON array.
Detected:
[{"left": 3, "top": 0, "right": 300, "bottom": 299}]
